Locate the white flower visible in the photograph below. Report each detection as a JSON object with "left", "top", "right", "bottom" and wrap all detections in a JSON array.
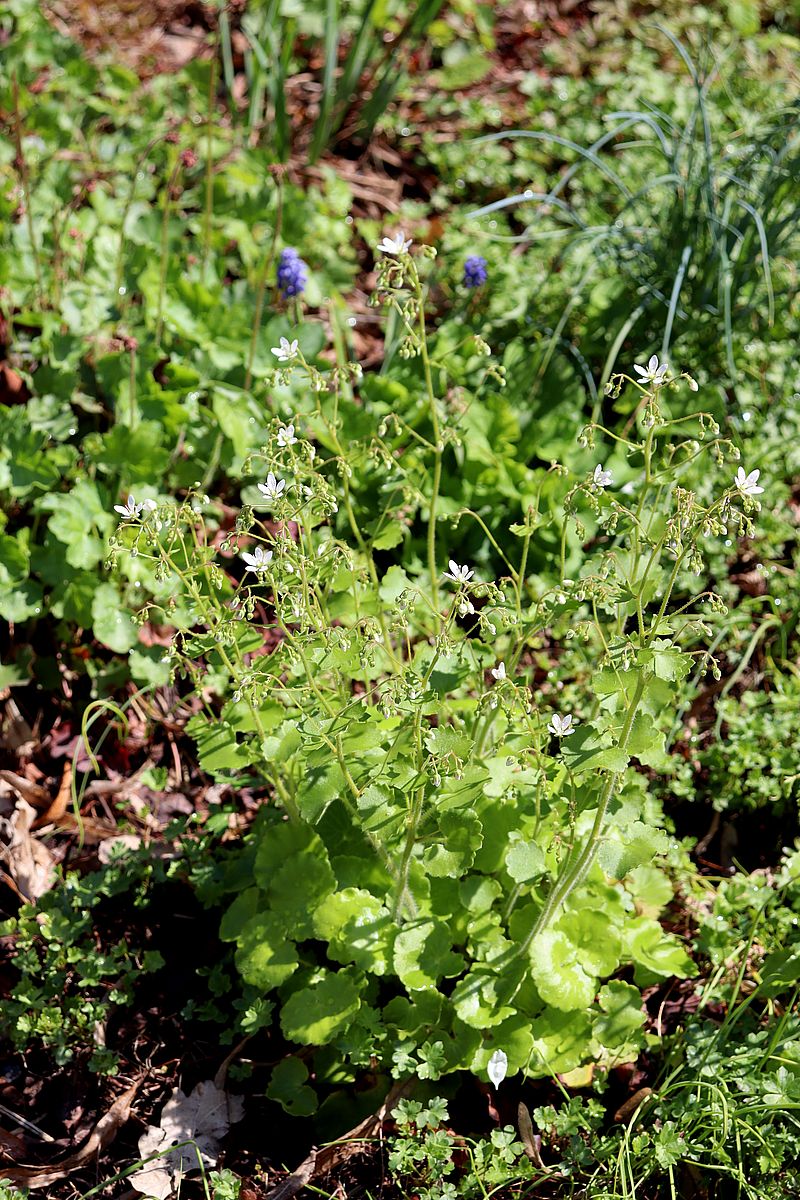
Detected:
[
  {"left": 271, "top": 337, "right": 299, "bottom": 362},
  {"left": 114, "top": 495, "right": 142, "bottom": 518},
  {"left": 593, "top": 464, "right": 613, "bottom": 488},
  {"left": 458, "top": 598, "right": 476, "bottom": 618},
  {"left": 141, "top": 498, "right": 158, "bottom": 513},
  {"left": 735, "top": 467, "right": 764, "bottom": 497},
  {"left": 241, "top": 545, "right": 273, "bottom": 574},
  {"left": 490, "top": 662, "right": 506, "bottom": 681},
  {"left": 444, "top": 560, "right": 474, "bottom": 585},
  {"left": 277, "top": 423, "right": 298, "bottom": 448},
  {"left": 257, "top": 472, "right": 287, "bottom": 504},
  {"left": 376, "top": 230, "right": 412, "bottom": 255},
  {"left": 487, "top": 1049, "right": 508, "bottom": 1089},
  {"left": 634, "top": 354, "right": 668, "bottom": 385},
  {"left": 548, "top": 712, "right": 577, "bottom": 738}
]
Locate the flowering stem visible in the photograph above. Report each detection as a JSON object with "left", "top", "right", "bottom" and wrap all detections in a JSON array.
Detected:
[
  {"left": 11, "top": 72, "right": 43, "bottom": 303},
  {"left": 155, "top": 155, "right": 183, "bottom": 348},
  {"left": 201, "top": 54, "right": 217, "bottom": 279},
  {"left": 245, "top": 179, "right": 283, "bottom": 393},
  {"left": 523, "top": 670, "right": 647, "bottom": 947},
  {"left": 410, "top": 261, "right": 442, "bottom": 607}
]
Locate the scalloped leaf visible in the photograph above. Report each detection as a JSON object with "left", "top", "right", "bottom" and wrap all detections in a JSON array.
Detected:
[
  {"left": 280, "top": 970, "right": 361, "bottom": 1045},
  {"left": 528, "top": 930, "right": 597, "bottom": 1011}
]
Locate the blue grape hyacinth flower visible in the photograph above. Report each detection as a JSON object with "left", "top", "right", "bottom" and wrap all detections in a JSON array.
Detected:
[
  {"left": 277, "top": 248, "right": 308, "bottom": 298},
  {"left": 463, "top": 255, "right": 488, "bottom": 288}
]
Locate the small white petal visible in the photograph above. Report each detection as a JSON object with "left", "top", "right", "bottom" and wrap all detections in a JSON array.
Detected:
[{"left": 487, "top": 1049, "right": 508, "bottom": 1089}]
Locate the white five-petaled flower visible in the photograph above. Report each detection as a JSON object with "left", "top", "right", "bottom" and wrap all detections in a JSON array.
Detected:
[
  {"left": 548, "top": 712, "right": 577, "bottom": 738},
  {"left": 487, "top": 1049, "right": 508, "bottom": 1090},
  {"left": 444, "top": 560, "right": 474, "bottom": 585},
  {"left": 271, "top": 337, "right": 299, "bottom": 362},
  {"left": 241, "top": 545, "right": 274, "bottom": 574},
  {"left": 490, "top": 662, "right": 506, "bottom": 681},
  {"left": 634, "top": 354, "right": 668, "bottom": 385},
  {"left": 114, "top": 494, "right": 142, "bottom": 518},
  {"left": 376, "top": 230, "right": 412, "bottom": 255},
  {"left": 735, "top": 467, "right": 764, "bottom": 497},
  {"left": 257, "top": 472, "right": 287, "bottom": 504},
  {"left": 277, "top": 423, "right": 298, "bottom": 448},
  {"left": 593, "top": 464, "right": 613, "bottom": 488}
]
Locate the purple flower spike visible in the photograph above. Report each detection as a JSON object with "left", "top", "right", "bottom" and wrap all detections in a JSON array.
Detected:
[
  {"left": 277, "top": 248, "right": 308, "bottom": 299},
  {"left": 463, "top": 255, "right": 488, "bottom": 288}
]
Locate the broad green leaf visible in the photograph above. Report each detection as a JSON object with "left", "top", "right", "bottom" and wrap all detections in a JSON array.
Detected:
[
  {"left": 267, "top": 1057, "right": 318, "bottom": 1116},
  {"left": 529, "top": 930, "right": 597, "bottom": 1011},
  {"left": 280, "top": 970, "right": 361, "bottom": 1045},
  {"left": 234, "top": 911, "right": 298, "bottom": 989},
  {"left": 505, "top": 838, "right": 546, "bottom": 883},
  {"left": 593, "top": 981, "right": 645, "bottom": 1058},
  {"left": 423, "top": 807, "right": 482, "bottom": 877},
  {"left": 559, "top": 724, "right": 629, "bottom": 776},
  {"left": 625, "top": 917, "right": 696, "bottom": 984},
  {"left": 597, "top": 821, "right": 670, "bottom": 880},
  {"left": 312, "top": 887, "right": 393, "bottom": 974},
  {"left": 637, "top": 640, "right": 691, "bottom": 682},
  {"left": 394, "top": 919, "right": 464, "bottom": 991},
  {"left": 92, "top": 582, "right": 138, "bottom": 652},
  {"left": 186, "top": 714, "right": 259, "bottom": 773},
  {"left": 531, "top": 1006, "right": 593, "bottom": 1076}
]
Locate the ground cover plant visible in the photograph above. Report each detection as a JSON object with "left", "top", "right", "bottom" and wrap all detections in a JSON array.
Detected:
[{"left": 1, "top": 1, "right": 800, "bottom": 1198}]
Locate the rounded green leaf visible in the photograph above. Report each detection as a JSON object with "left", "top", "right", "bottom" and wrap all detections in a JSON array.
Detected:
[
  {"left": 529, "top": 931, "right": 597, "bottom": 1012},
  {"left": 312, "top": 887, "right": 393, "bottom": 974},
  {"left": 505, "top": 839, "right": 546, "bottom": 883},
  {"left": 267, "top": 1057, "right": 318, "bottom": 1116},
  {"left": 234, "top": 911, "right": 298, "bottom": 990},
  {"left": 280, "top": 970, "right": 361, "bottom": 1045}
]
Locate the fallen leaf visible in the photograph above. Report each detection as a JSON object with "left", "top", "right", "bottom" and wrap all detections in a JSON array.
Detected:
[
  {"left": 33, "top": 761, "right": 72, "bottom": 827},
  {"left": 0, "top": 800, "right": 55, "bottom": 900},
  {"left": 130, "top": 1080, "right": 244, "bottom": 1199}
]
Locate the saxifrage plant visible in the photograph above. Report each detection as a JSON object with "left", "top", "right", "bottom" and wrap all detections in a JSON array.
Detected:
[{"left": 107, "top": 233, "right": 767, "bottom": 1113}]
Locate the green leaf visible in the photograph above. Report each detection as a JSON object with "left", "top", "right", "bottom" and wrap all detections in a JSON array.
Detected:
[
  {"left": 234, "top": 911, "right": 298, "bottom": 989},
  {"left": 505, "top": 838, "right": 546, "bottom": 883},
  {"left": 626, "top": 713, "right": 668, "bottom": 768},
  {"left": 280, "top": 970, "right": 361, "bottom": 1045},
  {"left": 255, "top": 821, "right": 336, "bottom": 937},
  {"left": 528, "top": 931, "right": 597, "bottom": 1011},
  {"left": 423, "top": 807, "right": 483, "bottom": 877},
  {"left": 186, "top": 714, "right": 259, "bottom": 773},
  {"left": 0, "top": 533, "right": 29, "bottom": 588},
  {"left": 593, "top": 981, "right": 645, "bottom": 1058},
  {"left": 91, "top": 421, "right": 169, "bottom": 482},
  {"left": 556, "top": 907, "right": 621, "bottom": 977},
  {"left": 637, "top": 640, "right": 691, "bottom": 682},
  {"left": 597, "top": 821, "right": 670, "bottom": 880},
  {"left": 394, "top": 919, "right": 464, "bottom": 991},
  {"left": 451, "top": 965, "right": 518, "bottom": 1028},
  {"left": 559, "top": 724, "right": 629, "bottom": 775},
  {"left": 40, "top": 479, "right": 113, "bottom": 569},
  {"left": 531, "top": 1006, "right": 593, "bottom": 1075},
  {"left": 91, "top": 582, "right": 138, "bottom": 652},
  {"left": 267, "top": 1057, "right": 318, "bottom": 1116},
  {"left": 312, "top": 887, "right": 393, "bottom": 974},
  {"left": 625, "top": 917, "right": 696, "bottom": 984},
  {"left": 379, "top": 564, "right": 412, "bottom": 604}
]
